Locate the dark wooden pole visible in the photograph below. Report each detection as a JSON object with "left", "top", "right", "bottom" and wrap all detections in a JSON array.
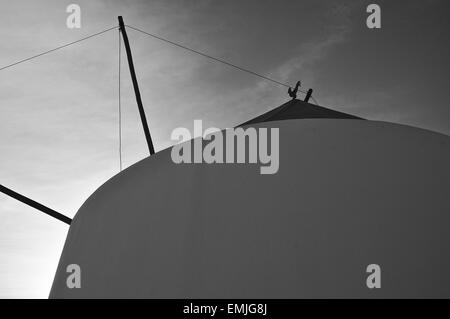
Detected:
[
  {"left": 0, "top": 184, "right": 72, "bottom": 225},
  {"left": 118, "top": 16, "right": 155, "bottom": 155},
  {"left": 304, "top": 88, "right": 313, "bottom": 103}
]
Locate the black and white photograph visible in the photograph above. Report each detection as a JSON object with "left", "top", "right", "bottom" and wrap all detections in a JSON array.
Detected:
[{"left": 0, "top": 0, "right": 449, "bottom": 309}]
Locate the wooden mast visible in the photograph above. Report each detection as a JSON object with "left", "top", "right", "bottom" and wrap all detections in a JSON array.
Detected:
[
  {"left": 0, "top": 184, "right": 72, "bottom": 225},
  {"left": 118, "top": 16, "right": 155, "bottom": 155}
]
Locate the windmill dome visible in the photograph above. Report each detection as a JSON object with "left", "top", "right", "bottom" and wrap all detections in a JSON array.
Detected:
[{"left": 50, "top": 100, "right": 450, "bottom": 298}]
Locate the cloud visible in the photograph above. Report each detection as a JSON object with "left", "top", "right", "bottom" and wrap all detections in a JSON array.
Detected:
[{"left": 270, "top": 26, "right": 350, "bottom": 87}]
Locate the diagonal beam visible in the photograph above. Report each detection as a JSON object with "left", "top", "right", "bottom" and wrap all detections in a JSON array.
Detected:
[
  {"left": 118, "top": 16, "right": 155, "bottom": 155},
  {"left": 0, "top": 184, "right": 72, "bottom": 225}
]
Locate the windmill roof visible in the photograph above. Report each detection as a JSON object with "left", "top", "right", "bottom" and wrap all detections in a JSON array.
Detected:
[{"left": 240, "top": 98, "right": 363, "bottom": 126}]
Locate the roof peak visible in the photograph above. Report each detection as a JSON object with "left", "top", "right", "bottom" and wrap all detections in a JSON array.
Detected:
[{"left": 240, "top": 99, "right": 363, "bottom": 126}]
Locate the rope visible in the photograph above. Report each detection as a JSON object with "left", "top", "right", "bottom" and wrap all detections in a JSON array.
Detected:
[
  {"left": 126, "top": 26, "right": 303, "bottom": 88},
  {"left": 118, "top": 29, "right": 123, "bottom": 172},
  {"left": 0, "top": 23, "right": 319, "bottom": 105},
  {"left": 0, "top": 26, "right": 118, "bottom": 72},
  {"left": 125, "top": 25, "right": 319, "bottom": 105},
  {"left": 125, "top": 25, "right": 290, "bottom": 89}
]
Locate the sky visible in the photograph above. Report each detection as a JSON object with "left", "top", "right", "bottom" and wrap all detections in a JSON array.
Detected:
[{"left": 0, "top": 0, "right": 449, "bottom": 298}]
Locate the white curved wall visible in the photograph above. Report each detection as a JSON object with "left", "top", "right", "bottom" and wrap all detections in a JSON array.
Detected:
[{"left": 50, "top": 119, "right": 450, "bottom": 298}]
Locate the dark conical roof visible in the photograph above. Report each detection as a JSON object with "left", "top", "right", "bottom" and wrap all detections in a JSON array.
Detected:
[{"left": 240, "top": 98, "right": 363, "bottom": 126}]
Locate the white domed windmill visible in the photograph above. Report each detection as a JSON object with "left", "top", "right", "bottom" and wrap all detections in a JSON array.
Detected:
[{"left": 1, "top": 17, "right": 449, "bottom": 298}]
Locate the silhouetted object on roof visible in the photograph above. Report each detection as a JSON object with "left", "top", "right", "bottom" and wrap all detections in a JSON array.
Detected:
[
  {"left": 288, "top": 81, "right": 301, "bottom": 99},
  {"left": 304, "top": 88, "right": 313, "bottom": 103},
  {"left": 240, "top": 98, "right": 363, "bottom": 126}
]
